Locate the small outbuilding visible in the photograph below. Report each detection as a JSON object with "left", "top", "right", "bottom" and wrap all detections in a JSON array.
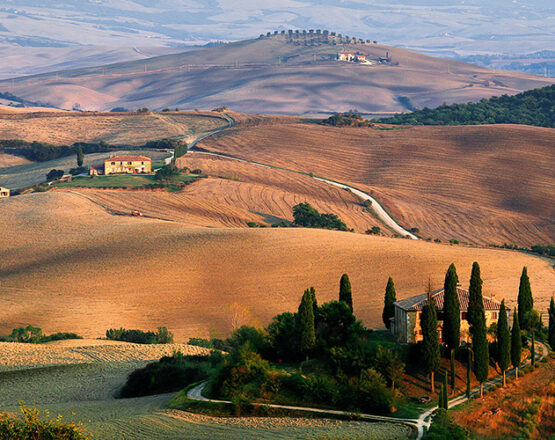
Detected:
[{"left": 0, "top": 187, "right": 10, "bottom": 198}]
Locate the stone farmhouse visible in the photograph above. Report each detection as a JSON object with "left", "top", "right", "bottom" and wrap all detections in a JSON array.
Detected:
[
  {"left": 103, "top": 155, "right": 152, "bottom": 175},
  {"left": 0, "top": 187, "right": 10, "bottom": 198},
  {"left": 391, "top": 286, "right": 506, "bottom": 344}
]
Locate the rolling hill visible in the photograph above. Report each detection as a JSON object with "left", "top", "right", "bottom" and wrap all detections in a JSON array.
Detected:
[
  {"left": 0, "top": 191, "right": 553, "bottom": 342},
  {"left": 0, "top": 35, "right": 552, "bottom": 115},
  {"left": 195, "top": 116, "right": 555, "bottom": 246}
]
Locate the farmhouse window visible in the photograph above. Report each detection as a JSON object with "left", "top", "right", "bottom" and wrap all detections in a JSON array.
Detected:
[
  {"left": 128, "top": 162, "right": 132, "bottom": 165},
  {"left": 141, "top": 161, "right": 144, "bottom": 164},
  {"left": 462, "top": 312, "right": 468, "bottom": 320},
  {"left": 491, "top": 312, "right": 498, "bottom": 319},
  {"left": 111, "top": 162, "right": 115, "bottom": 165}
]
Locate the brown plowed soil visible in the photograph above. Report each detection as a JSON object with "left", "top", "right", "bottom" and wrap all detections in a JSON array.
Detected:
[{"left": 197, "top": 120, "right": 555, "bottom": 246}]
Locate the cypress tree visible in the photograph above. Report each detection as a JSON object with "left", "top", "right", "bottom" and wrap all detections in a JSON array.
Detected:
[
  {"left": 298, "top": 288, "right": 315, "bottom": 360},
  {"left": 422, "top": 295, "right": 441, "bottom": 393},
  {"left": 442, "top": 370, "right": 449, "bottom": 409},
  {"left": 467, "top": 262, "right": 483, "bottom": 336},
  {"left": 339, "top": 274, "right": 353, "bottom": 311},
  {"left": 511, "top": 308, "right": 522, "bottom": 379},
  {"left": 450, "top": 348, "right": 456, "bottom": 391},
  {"left": 549, "top": 297, "right": 555, "bottom": 350},
  {"left": 517, "top": 267, "right": 533, "bottom": 330},
  {"left": 382, "top": 277, "right": 396, "bottom": 329},
  {"left": 443, "top": 263, "right": 460, "bottom": 353},
  {"left": 466, "top": 347, "right": 472, "bottom": 399},
  {"left": 468, "top": 262, "right": 488, "bottom": 397},
  {"left": 528, "top": 310, "right": 540, "bottom": 367},
  {"left": 496, "top": 300, "right": 510, "bottom": 386},
  {"left": 76, "top": 145, "right": 84, "bottom": 167}
]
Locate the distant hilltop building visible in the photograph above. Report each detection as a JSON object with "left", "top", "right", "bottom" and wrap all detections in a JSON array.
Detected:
[
  {"left": 337, "top": 52, "right": 372, "bottom": 65},
  {"left": 391, "top": 286, "right": 507, "bottom": 344},
  {"left": 104, "top": 155, "right": 152, "bottom": 175},
  {"left": 0, "top": 187, "right": 10, "bottom": 198}
]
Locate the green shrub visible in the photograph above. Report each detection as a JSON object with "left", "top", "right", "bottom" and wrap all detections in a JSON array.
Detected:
[
  {"left": 0, "top": 405, "right": 88, "bottom": 439},
  {"left": 0, "top": 326, "right": 82, "bottom": 344},
  {"left": 120, "top": 352, "right": 213, "bottom": 398},
  {"left": 106, "top": 327, "right": 174, "bottom": 344},
  {"left": 423, "top": 409, "right": 468, "bottom": 439},
  {"left": 293, "top": 202, "right": 347, "bottom": 231}
]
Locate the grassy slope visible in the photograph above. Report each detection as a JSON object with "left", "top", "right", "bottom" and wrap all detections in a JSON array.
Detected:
[
  {"left": 1, "top": 191, "right": 553, "bottom": 341},
  {"left": 451, "top": 358, "right": 554, "bottom": 439},
  {"left": 197, "top": 119, "right": 555, "bottom": 246},
  {"left": 0, "top": 36, "right": 551, "bottom": 113}
]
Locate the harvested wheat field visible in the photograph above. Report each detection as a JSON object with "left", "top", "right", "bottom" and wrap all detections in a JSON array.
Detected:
[
  {"left": 0, "top": 111, "right": 228, "bottom": 146},
  {"left": 0, "top": 339, "right": 210, "bottom": 372},
  {"left": 76, "top": 154, "right": 385, "bottom": 232},
  {"left": 198, "top": 120, "right": 555, "bottom": 246},
  {"left": 1, "top": 191, "right": 553, "bottom": 341}
]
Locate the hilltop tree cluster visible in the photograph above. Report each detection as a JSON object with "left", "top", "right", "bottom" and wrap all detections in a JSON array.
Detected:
[
  {"left": 379, "top": 85, "right": 555, "bottom": 127},
  {"left": 259, "top": 29, "right": 376, "bottom": 47}
]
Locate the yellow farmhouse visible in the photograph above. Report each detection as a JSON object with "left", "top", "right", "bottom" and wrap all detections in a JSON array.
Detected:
[
  {"left": 391, "top": 286, "right": 506, "bottom": 344},
  {"left": 104, "top": 155, "right": 152, "bottom": 175},
  {"left": 0, "top": 187, "right": 10, "bottom": 198}
]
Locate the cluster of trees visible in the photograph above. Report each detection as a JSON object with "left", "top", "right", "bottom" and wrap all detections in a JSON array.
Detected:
[
  {"left": 292, "top": 202, "right": 347, "bottom": 231},
  {"left": 260, "top": 29, "right": 376, "bottom": 47},
  {"left": 154, "top": 164, "right": 181, "bottom": 182},
  {"left": 380, "top": 85, "right": 554, "bottom": 127},
  {"left": 105, "top": 327, "right": 174, "bottom": 344},
  {"left": 0, "top": 139, "right": 112, "bottom": 162},
  {"left": 321, "top": 112, "right": 372, "bottom": 127},
  {"left": 417, "top": 262, "right": 546, "bottom": 405},
  {"left": 0, "top": 325, "right": 81, "bottom": 344},
  {"left": 200, "top": 274, "right": 405, "bottom": 415}
]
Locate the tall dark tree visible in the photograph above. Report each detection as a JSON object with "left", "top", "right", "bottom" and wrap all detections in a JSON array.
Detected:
[
  {"left": 467, "top": 262, "right": 484, "bottom": 336},
  {"left": 527, "top": 309, "right": 541, "bottom": 367},
  {"left": 450, "top": 348, "right": 456, "bottom": 391},
  {"left": 466, "top": 348, "right": 472, "bottom": 399},
  {"left": 298, "top": 288, "right": 316, "bottom": 360},
  {"left": 442, "top": 371, "right": 449, "bottom": 409},
  {"left": 517, "top": 267, "right": 533, "bottom": 330},
  {"left": 339, "top": 274, "right": 353, "bottom": 311},
  {"left": 443, "top": 263, "right": 460, "bottom": 353},
  {"left": 76, "top": 145, "right": 84, "bottom": 167},
  {"left": 496, "top": 300, "right": 510, "bottom": 386},
  {"left": 511, "top": 308, "right": 522, "bottom": 379},
  {"left": 549, "top": 297, "right": 555, "bottom": 350},
  {"left": 468, "top": 262, "right": 488, "bottom": 397},
  {"left": 382, "top": 277, "right": 396, "bottom": 329},
  {"left": 421, "top": 293, "right": 441, "bottom": 393}
]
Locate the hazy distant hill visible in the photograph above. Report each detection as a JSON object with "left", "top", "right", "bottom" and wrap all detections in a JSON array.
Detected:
[
  {"left": 1, "top": 34, "right": 552, "bottom": 115},
  {"left": 0, "top": 0, "right": 553, "bottom": 56}
]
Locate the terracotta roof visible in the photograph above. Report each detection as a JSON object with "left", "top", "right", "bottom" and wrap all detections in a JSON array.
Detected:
[
  {"left": 394, "top": 287, "right": 506, "bottom": 312},
  {"left": 105, "top": 155, "right": 151, "bottom": 162}
]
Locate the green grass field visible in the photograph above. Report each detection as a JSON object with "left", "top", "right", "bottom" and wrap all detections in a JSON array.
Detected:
[{"left": 57, "top": 173, "right": 198, "bottom": 189}]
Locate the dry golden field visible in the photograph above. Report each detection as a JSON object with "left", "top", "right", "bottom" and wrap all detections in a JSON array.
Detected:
[
  {"left": 198, "top": 120, "right": 555, "bottom": 246},
  {"left": 0, "top": 111, "right": 228, "bottom": 146},
  {"left": 1, "top": 191, "right": 553, "bottom": 341}
]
